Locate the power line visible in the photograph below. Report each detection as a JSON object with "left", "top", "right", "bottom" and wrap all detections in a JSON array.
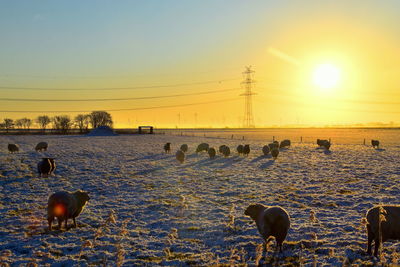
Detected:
[
  {"left": 0, "top": 97, "right": 240, "bottom": 113},
  {"left": 0, "top": 87, "right": 240, "bottom": 102},
  {"left": 255, "top": 96, "right": 400, "bottom": 114},
  {"left": 0, "top": 78, "right": 240, "bottom": 91},
  {"left": 257, "top": 87, "right": 400, "bottom": 106}
]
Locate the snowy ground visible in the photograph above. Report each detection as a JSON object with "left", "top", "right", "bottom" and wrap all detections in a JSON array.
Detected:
[{"left": 0, "top": 133, "right": 399, "bottom": 266}]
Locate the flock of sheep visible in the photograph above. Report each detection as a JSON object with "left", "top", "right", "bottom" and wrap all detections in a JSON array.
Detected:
[
  {"left": 244, "top": 203, "right": 399, "bottom": 257},
  {"left": 6, "top": 141, "right": 90, "bottom": 232},
  {"left": 161, "top": 138, "right": 397, "bottom": 257},
  {"left": 165, "top": 139, "right": 293, "bottom": 164},
  {"left": 3, "top": 137, "right": 394, "bottom": 259}
]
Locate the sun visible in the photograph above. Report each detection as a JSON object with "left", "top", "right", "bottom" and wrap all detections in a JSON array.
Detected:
[{"left": 312, "top": 63, "right": 341, "bottom": 90}]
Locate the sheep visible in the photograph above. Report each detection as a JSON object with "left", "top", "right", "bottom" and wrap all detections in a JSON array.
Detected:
[
  {"left": 180, "top": 144, "right": 188, "bottom": 153},
  {"left": 38, "top": 158, "right": 56, "bottom": 177},
  {"left": 221, "top": 146, "right": 230, "bottom": 157},
  {"left": 271, "top": 148, "right": 279, "bottom": 159},
  {"left": 175, "top": 150, "right": 185, "bottom": 163},
  {"left": 262, "top": 145, "right": 270, "bottom": 156},
  {"left": 219, "top": 145, "right": 227, "bottom": 154},
  {"left": 208, "top": 147, "right": 216, "bottom": 159},
  {"left": 196, "top": 143, "right": 209, "bottom": 153},
  {"left": 164, "top": 143, "right": 171, "bottom": 153},
  {"left": 7, "top": 144, "right": 19, "bottom": 153},
  {"left": 317, "top": 139, "right": 328, "bottom": 147},
  {"left": 244, "top": 204, "right": 290, "bottom": 252},
  {"left": 322, "top": 140, "right": 331, "bottom": 150},
  {"left": 35, "top": 142, "right": 48, "bottom": 152},
  {"left": 237, "top": 145, "right": 244, "bottom": 155},
  {"left": 268, "top": 143, "right": 279, "bottom": 151},
  {"left": 371, "top": 140, "right": 380, "bottom": 149},
  {"left": 47, "top": 190, "right": 90, "bottom": 231},
  {"left": 279, "top": 140, "right": 291, "bottom": 149},
  {"left": 243, "top": 144, "right": 250, "bottom": 156},
  {"left": 366, "top": 205, "right": 400, "bottom": 256}
]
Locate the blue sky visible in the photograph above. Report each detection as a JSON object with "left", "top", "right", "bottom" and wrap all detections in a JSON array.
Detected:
[{"left": 1, "top": 1, "right": 400, "bottom": 127}]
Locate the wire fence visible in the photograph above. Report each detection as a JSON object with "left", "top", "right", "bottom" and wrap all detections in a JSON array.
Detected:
[
  {"left": 0, "top": 128, "right": 398, "bottom": 146},
  {"left": 161, "top": 128, "right": 400, "bottom": 146}
]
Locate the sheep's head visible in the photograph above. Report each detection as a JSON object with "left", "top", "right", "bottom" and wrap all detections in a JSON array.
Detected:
[
  {"left": 74, "top": 190, "right": 90, "bottom": 203},
  {"left": 245, "top": 204, "right": 266, "bottom": 220}
]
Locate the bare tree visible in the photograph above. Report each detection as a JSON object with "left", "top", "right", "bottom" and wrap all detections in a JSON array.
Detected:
[
  {"left": 15, "top": 119, "right": 24, "bottom": 129},
  {"left": 74, "top": 114, "right": 90, "bottom": 133},
  {"left": 3, "top": 119, "right": 14, "bottom": 133},
  {"left": 89, "top": 111, "right": 113, "bottom": 129},
  {"left": 19, "top": 118, "right": 32, "bottom": 130},
  {"left": 52, "top": 115, "right": 71, "bottom": 134},
  {"left": 36, "top": 115, "right": 51, "bottom": 131}
]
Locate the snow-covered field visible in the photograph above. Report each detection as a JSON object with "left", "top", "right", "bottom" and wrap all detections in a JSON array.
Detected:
[{"left": 0, "top": 133, "right": 399, "bottom": 266}]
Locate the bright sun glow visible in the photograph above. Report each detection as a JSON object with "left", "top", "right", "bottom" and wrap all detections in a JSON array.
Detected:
[{"left": 312, "top": 63, "right": 341, "bottom": 89}]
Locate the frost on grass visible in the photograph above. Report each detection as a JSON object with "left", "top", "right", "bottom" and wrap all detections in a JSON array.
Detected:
[{"left": 0, "top": 134, "right": 399, "bottom": 266}]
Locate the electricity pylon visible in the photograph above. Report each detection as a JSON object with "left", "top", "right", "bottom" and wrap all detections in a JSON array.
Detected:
[{"left": 240, "top": 66, "right": 256, "bottom": 128}]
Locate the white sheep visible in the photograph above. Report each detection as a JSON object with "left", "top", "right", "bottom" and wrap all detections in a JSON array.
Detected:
[
  {"left": 8, "top": 144, "right": 19, "bottom": 153},
  {"left": 366, "top": 205, "right": 400, "bottom": 256},
  {"left": 175, "top": 150, "right": 185, "bottom": 163},
  {"left": 35, "top": 142, "right": 48, "bottom": 152},
  {"left": 245, "top": 204, "right": 290, "bottom": 252}
]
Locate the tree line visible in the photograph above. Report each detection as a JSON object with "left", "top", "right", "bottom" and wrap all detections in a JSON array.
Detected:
[{"left": 0, "top": 111, "right": 113, "bottom": 134}]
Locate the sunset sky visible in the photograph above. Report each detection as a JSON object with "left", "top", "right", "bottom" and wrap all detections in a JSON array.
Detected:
[{"left": 1, "top": 0, "right": 399, "bottom": 128}]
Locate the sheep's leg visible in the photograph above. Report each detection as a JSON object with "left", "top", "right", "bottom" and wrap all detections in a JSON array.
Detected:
[
  {"left": 57, "top": 217, "right": 62, "bottom": 230},
  {"left": 73, "top": 218, "right": 77, "bottom": 228},
  {"left": 373, "top": 237, "right": 380, "bottom": 257},
  {"left": 48, "top": 216, "right": 53, "bottom": 231},
  {"left": 367, "top": 227, "right": 373, "bottom": 255}
]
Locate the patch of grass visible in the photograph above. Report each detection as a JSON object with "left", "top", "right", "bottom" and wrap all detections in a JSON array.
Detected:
[
  {"left": 338, "top": 189, "right": 354, "bottom": 194},
  {"left": 136, "top": 255, "right": 163, "bottom": 263},
  {"left": 186, "top": 226, "right": 203, "bottom": 231}
]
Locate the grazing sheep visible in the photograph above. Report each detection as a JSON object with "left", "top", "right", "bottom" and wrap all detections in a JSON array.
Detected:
[
  {"left": 221, "top": 146, "right": 230, "bottom": 157},
  {"left": 35, "top": 142, "right": 48, "bottom": 152},
  {"left": 196, "top": 143, "right": 209, "bottom": 153},
  {"left": 47, "top": 190, "right": 90, "bottom": 231},
  {"left": 268, "top": 143, "right": 279, "bottom": 151},
  {"left": 164, "top": 143, "right": 171, "bottom": 153},
  {"left": 38, "top": 158, "right": 56, "bottom": 177},
  {"left": 366, "top": 205, "right": 400, "bottom": 256},
  {"left": 180, "top": 144, "right": 188, "bottom": 153},
  {"left": 371, "top": 140, "right": 380, "bottom": 149},
  {"left": 271, "top": 148, "right": 279, "bottom": 159},
  {"left": 219, "top": 145, "right": 227, "bottom": 154},
  {"left": 7, "top": 144, "right": 19, "bottom": 153},
  {"left": 317, "top": 139, "right": 327, "bottom": 147},
  {"left": 208, "top": 147, "right": 216, "bottom": 159},
  {"left": 243, "top": 144, "right": 250, "bottom": 156},
  {"left": 322, "top": 140, "right": 331, "bottom": 150},
  {"left": 245, "top": 204, "right": 290, "bottom": 252},
  {"left": 279, "top": 140, "right": 291, "bottom": 149},
  {"left": 237, "top": 145, "right": 244, "bottom": 155},
  {"left": 262, "top": 145, "right": 270, "bottom": 156},
  {"left": 175, "top": 150, "right": 185, "bottom": 163}
]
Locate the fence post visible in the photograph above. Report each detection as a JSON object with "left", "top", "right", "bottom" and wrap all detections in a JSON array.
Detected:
[
  {"left": 363, "top": 138, "right": 366, "bottom": 145},
  {"left": 300, "top": 136, "right": 302, "bottom": 143},
  {"left": 273, "top": 136, "right": 275, "bottom": 142},
  {"left": 242, "top": 136, "right": 244, "bottom": 140}
]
